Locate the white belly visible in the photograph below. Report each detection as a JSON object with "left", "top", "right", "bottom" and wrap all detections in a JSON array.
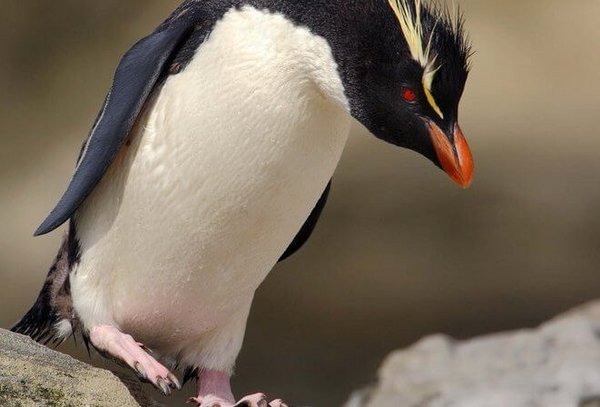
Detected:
[{"left": 70, "top": 6, "right": 351, "bottom": 363}]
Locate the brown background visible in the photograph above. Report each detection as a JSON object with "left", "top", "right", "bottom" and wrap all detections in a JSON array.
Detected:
[{"left": 1, "top": 1, "right": 600, "bottom": 406}]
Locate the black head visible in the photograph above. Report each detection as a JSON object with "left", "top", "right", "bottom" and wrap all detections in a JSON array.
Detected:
[{"left": 339, "top": 0, "right": 474, "bottom": 187}]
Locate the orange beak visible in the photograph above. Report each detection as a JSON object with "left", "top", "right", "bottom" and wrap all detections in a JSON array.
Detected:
[{"left": 427, "top": 122, "right": 474, "bottom": 188}]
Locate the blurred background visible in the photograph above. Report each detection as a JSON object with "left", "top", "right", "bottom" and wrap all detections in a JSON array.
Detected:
[{"left": 1, "top": 0, "right": 599, "bottom": 406}]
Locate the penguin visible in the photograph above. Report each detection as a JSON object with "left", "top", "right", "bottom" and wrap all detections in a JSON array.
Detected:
[{"left": 12, "top": 0, "right": 473, "bottom": 406}]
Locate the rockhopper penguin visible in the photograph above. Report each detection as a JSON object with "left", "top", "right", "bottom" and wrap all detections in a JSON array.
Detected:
[{"left": 13, "top": 0, "right": 473, "bottom": 405}]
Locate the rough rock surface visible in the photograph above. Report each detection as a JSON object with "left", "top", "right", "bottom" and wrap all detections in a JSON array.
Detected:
[
  {"left": 0, "top": 328, "right": 159, "bottom": 407},
  {"left": 346, "top": 301, "right": 600, "bottom": 407},
  {"left": 5, "top": 302, "right": 600, "bottom": 407}
]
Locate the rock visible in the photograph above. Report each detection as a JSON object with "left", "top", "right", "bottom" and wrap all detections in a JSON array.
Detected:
[
  {"left": 346, "top": 301, "right": 600, "bottom": 407},
  {"left": 0, "top": 328, "right": 159, "bottom": 407}
]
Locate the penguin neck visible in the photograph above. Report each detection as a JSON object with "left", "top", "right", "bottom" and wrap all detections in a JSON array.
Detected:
[
  {"left": 219, "top": 4, "right": 351, "bottom": 111},
  {"left": 171, "top": 0, "right": 381, "bottom": 117}
]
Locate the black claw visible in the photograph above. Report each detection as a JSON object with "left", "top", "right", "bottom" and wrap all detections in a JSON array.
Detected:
[
  {"left": 167, "top": 372, "right": 182, "bottom": 390},
  {"left": 134, "top": 362, "right": 148, "bottom": 380},
  {"left": 138, "top": 342, "right": 155, "bottom": 355},
  {"left": 233, "top": 401, "right": 267, "bottom": 407},
  {"left": 157, "top": 377, "right": 171, "bottom": 396}
]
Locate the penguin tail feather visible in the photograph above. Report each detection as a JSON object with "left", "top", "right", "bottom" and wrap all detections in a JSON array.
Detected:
[{"left": 11, "top": 233, "right": 75, "bottom": 346}]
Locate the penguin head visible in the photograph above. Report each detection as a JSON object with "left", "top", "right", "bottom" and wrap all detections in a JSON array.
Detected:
[{"left": 346, "top": 0, "right": 473, "bottom": 187}]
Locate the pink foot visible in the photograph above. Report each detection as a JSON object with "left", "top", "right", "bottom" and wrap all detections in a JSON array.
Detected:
[
  {"left": 189, "top": 393, "right": 287, "bottom": 407},
  {"left": 189, "top": 370, "right": 287, "bottom": 407},
  {"left": 89, "top": 325, "right": 181, "bottom": 395}
]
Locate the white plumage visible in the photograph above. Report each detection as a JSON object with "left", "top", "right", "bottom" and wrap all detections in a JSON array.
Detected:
[{"left": 70, "top": 6, "right": 351, "bottom": 374}]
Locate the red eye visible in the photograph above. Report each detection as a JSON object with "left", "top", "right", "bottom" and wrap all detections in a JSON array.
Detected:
[{"left": 402, "top": 88, "right": 417, "bottom": 102}]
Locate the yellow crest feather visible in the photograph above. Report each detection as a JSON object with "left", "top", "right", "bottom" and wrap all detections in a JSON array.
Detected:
[{"left": 388, "top": 0, "right": 445, "bottom": 119}]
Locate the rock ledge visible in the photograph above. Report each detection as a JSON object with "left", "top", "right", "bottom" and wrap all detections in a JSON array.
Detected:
[{"left": 0, "top": 328, "right": 156, "bottom": 407}]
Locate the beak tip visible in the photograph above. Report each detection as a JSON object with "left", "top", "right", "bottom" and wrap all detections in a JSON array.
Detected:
[
  {"left": 449, "top": 169, "right": 473, "bottom": 189},
  {"left": 459, "top": 178, "right": 473, "bottom": 189},
  {"left": 429, "top": 122, "right": 474, "bottom": 190},
  {"left": 455, "top": 157, "right": 474, "bottom": 189}
]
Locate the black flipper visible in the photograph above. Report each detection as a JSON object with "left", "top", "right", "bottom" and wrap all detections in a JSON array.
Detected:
[
  {"left": 34, "top": 18, "right": 197, "bottom": 236},
  {"left": 279, "top": 181, "right": 332, "bottom": 262}
]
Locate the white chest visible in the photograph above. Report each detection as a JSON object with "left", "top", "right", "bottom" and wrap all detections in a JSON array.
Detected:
[{"left": 70, "top": 6, "right": 351, "bottom": 343}]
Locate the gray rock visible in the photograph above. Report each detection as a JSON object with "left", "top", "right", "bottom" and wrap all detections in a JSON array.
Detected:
[
  {"left": 0, "top": 328, "right": 159, "bottom": 407},
  {"left": 347, "top": 302, "right": 600, "bottom": 407}
]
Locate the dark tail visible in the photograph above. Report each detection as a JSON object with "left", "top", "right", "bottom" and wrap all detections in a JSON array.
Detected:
[
  {"left": 11, "top": 290, "right": 59, "bottom": 344},
  {"left": 12, "top": 233, "right": 74, "bottom": 346}
]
